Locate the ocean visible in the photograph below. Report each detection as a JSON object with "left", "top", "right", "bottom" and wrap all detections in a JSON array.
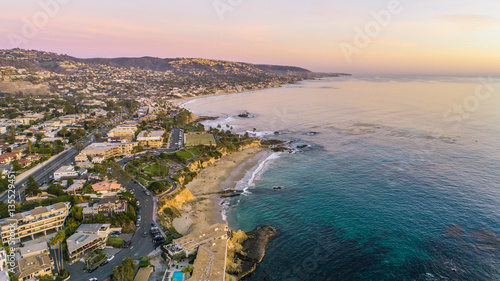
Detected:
[{"left": 184, "top": 75, "right": 500, "bottom": 281}]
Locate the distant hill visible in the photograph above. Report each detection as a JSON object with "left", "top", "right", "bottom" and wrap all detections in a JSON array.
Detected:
[
  {"left": 0, "top": 49, "right": 346, "bottom": 96},
  {"left": 77, "top": 56, "right": 316, "bottom": 77}
]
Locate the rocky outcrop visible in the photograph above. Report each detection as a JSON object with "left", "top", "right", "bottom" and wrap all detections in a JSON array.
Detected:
[
  {"left": 184, "top": 140, "right": 261, "bottom": 173},
  {"left": 226, "top": 226, "right": 277, "bottom": 279}
]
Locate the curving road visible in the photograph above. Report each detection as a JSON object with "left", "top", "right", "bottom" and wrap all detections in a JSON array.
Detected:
[{"left": 65, "top": 178, "right": 157, "bottom": 281}]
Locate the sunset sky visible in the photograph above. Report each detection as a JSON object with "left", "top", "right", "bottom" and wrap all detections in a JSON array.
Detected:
[{"left": 1, "top": 0, "right": 500, "bottom": 74}]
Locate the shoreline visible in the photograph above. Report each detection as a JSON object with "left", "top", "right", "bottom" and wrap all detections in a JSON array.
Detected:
[
  {"left": 172, "top": 79, "right": 316, "bottom": 108},
  {"left": 173, "top": 147, "right": 274, "bottom": 235}
]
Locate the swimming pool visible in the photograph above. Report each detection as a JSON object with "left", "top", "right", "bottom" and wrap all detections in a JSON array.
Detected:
[{"left": 172, "top": 271, "right": 183, "bottom": 281}]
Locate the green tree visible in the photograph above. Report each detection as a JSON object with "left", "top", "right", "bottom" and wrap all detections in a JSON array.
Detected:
[
  {"left": 58, "top": 127, "right": 70, "bottom": 139},
  {"left": 35, "top": 133, "right": 45, "bottom": 141},
  {"left": 67, "top": 177, "right": 74, "bottom": 188},
  {"left": 25, "top": 175, "right": 41, "bottom": 197},
  {"left": 111, "top": 257, "right": 136, "bottom": 281},
  {"left": 12, "top": 160, "right": 22, "bottom": 172}
]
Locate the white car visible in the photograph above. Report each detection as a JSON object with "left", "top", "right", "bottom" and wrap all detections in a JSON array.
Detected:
[
  {"left": 88, "top": 278, "right": 98, "bottom": 281},
  {"left": 107, "top": 255, "right": 115, "bottom": 262}
]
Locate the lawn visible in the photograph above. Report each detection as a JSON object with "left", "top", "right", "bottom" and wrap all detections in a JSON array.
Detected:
[
  {"left": 172, "top": 150, "right": 193, "bottom": 163},
  {"left": 107, "top": 237, "right": 125, "bottom": 247},
  {"left": 184, "top": 133, "right": 216, "bottom": 146},
  {"left": 143, "top": 164, "right": 169, "bottom": 175},
  {"left": 187, "top": 146, "right": 201, "bottom": 156}
]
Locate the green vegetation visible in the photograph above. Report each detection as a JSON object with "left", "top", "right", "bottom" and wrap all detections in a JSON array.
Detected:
[
  {"left": 187, "top": 146, "right": 201, "bottom": 156},
  {"left": 111, "top": 257, "right": 137, "bottom": 281},
  {"left": 171, "top": 150, "right": 192, "bottom": 164},
  {"left": 143, "top": 164, "right": 169, "bottom": 176},
  {"left": 107, "top": 237, "right": 125, "bottom": 247},
  {"left": 148, "top": 181, "right": 172, "bottom": 195}
]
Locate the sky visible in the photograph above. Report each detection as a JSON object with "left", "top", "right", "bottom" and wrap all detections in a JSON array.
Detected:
[{"left": 1, "top": 0, "right": 500, "bottom": 75}]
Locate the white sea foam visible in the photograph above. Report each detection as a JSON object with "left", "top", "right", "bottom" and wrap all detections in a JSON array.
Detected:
[
  {"left": 219, "top": 151, "right": 281, "bottom": 221},
  {"left": 236, "top": 151, "right": 281, "bottom": 193}
]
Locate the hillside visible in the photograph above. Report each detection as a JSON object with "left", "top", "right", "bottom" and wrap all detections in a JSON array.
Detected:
[{"left": 0, "top": 49, "right": 344, "bottom": 97}]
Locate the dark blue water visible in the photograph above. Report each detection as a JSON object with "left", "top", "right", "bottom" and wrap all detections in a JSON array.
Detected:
[{"left": 186, "top": 76, "right": 500, "bottom": 280}]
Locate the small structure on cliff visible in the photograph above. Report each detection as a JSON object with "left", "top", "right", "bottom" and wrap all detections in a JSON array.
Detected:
[
  {"left": 165, "top": 223, "right": 229, "bottom": 281},
  {"left": 166, "top": 223, "right": 229, "bottom": 257}
]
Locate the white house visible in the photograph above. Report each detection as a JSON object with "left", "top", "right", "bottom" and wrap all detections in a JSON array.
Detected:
[{"left": 53, "top": 165, "right": 79, "bottom": 180}]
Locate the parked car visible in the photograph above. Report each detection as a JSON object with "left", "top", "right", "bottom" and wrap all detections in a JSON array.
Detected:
[
  {"left": 151, "top": 222, "right": 157, "bottom": 227},
  {"left": 107, "top": 255, "right": 115, "bottom": 262},
  {"left": 88, "top": 278, "right": 98, "bottom": 281},
  {"left": 136, "top": 222, "right": 140, "bottom": 227},
  {"left": 87, "top": 265, "right": 99, "bottom": 273},
  {"left": 137, "top": 215, "right": 141, "bottom": 221},
  {"left": 99, "top": 260, "right": 109, "bottom": 266},
  {"left": 110, "top": 233, "right": 119, "bottom": 238},
  {"left": 143, "top": 232, "right": 148, "bottom": 237}
]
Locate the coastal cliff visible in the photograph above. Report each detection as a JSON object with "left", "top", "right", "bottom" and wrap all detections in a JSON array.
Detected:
[
  {"left": 159, "top": 140, "right": 262, "bottom": 229},
  {"left": 157, "top": 187, "right": 195, "bottom": 227},
  {"left": 226, "top": 226, "right": 277, "bottom": 279},
  {"left": 172, "top": 139, "right": 261, "bottom": 186}
]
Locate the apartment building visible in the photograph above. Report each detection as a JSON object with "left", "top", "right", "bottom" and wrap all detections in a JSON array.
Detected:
[
  {"left": 67, "top": 224, "right": 110, "bottom": 264},
  {"left": 107, "top": 125, "right": 137, "bottom": 141},
  {"left": 78, "top": 142, "right": 136, "bottom": 163},
  {"left": 136, "top": 130, "right": 165, "bottom": 148},
  {"left": 0, "top": 202, "right": 70, "bottom": 244},
  {"left": 166, "top": 223, "right": 229, "bottom": 257},
  {"left": 78, "top": 197, "right": 128, "bottom": 219}
]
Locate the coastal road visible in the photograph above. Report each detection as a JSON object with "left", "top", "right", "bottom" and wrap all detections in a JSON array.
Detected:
[
  {"left": 65, "top": 179, "right": 157, "bottom": 281},
  {"left": 0, "top": 126, "right": 109, "bottom": 202},
  {"left": 0, "top": 148, "right": 77, "bottom": 202}
]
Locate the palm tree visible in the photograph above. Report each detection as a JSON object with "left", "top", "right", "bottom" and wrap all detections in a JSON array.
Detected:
[
  {"left": 56, "top": 231, "right": 66, "bottom": 272},
  {"left": 49, "top": 236, "right": 60, "bottom": 274},
  {"left": 50, "top": 230, "right": 66, "bottom": 274}
]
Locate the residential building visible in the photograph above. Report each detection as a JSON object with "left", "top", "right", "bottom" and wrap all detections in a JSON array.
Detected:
[
  {"left": 19, "top": 242, "right": 49, "bottom": 259},
  {"left": 165, "top": 224, "right": 229, "bottom": 281},
  {"left": 0, "top": 202, "right": 70, "bottom": 244},
  {"left": 15, "top": 253, "right": 53, "bottom": 281},
  {"left": 166, "top": 223, "right": 229, "bottom": 257},
  {"left": 136, "top": 130, "right": 165, "bottom": 148},
  {"left": 187, "top": 239, "right": 227, "bottom": 281},
  {"left": 53, "top": 165, "right": 78, "bottom": 180},
  {"left": 66, "top": 224, "right": 110, "bottom": 264},
  {"left": 0, "top": 152, "right": 22, "bottom": 164},
  {"left": 91, "top": 181, "right": 121, "bottom": 193},
  {"left": 107, "top": 125, "right": 137, "bottom": 141},
  {"left": 78, "top": 142, "right": 136, "bottom": 162},
  {"left": 66, "top": 179, "right": 86, "bottom": 193},
  {"left": 77, "top": 197, "right": 127, "bottom": 219}
]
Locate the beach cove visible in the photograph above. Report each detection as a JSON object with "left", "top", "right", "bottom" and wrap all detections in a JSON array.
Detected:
[{"left": 184, "top": 75, "right": 500, "bottom": 280}]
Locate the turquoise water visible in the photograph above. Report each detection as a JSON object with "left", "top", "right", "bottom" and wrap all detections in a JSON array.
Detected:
[
  {"left": 172, "top": 271, "right": 183, "bottom": 281},
  {"left": 185, "top": 76, "right": 500, "bottom": 280}
]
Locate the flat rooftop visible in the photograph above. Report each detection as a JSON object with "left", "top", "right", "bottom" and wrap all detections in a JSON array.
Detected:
[
  {"left": 66, "top": 233, "right": 101, "bottom": 253},
  {"left": 187, "top": 239, "right": 227, "bottom": 281},
  {"left": 174, "top": 223, "right": 228, "bottom": 254},
  {"left": 76, "top": 223, "right": 110, "bottom": 234}
]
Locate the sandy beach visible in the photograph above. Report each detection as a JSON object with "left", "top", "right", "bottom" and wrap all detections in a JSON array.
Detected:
[{"left": 173, "top": 147, "right": 272, "bottom": 235}]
